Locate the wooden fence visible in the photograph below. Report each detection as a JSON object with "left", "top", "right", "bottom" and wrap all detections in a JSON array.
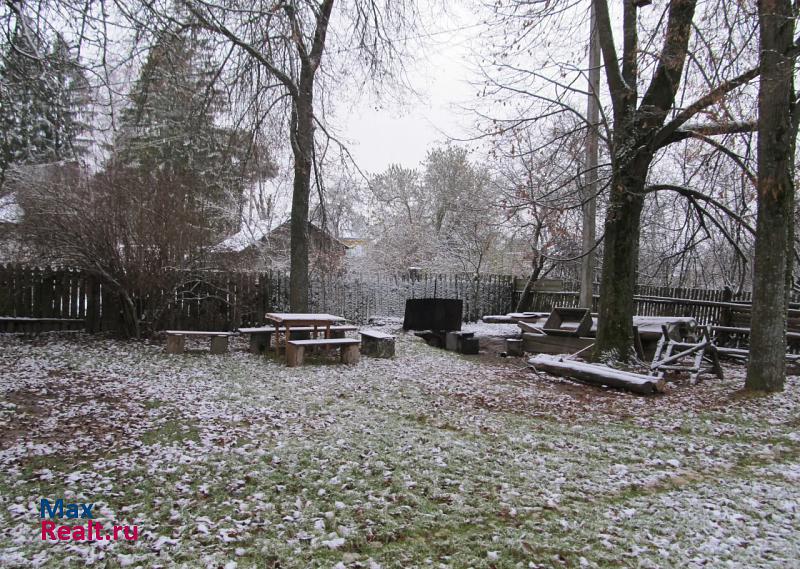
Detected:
[
  {"left": 524, "top": 283, "right": 800, "bottom": 325},
  {"left": 0, "top": 265, "right": 516, "bottom": 332},
  {"left": 7, "top": 263, "right": 795, "bottom": 334}
]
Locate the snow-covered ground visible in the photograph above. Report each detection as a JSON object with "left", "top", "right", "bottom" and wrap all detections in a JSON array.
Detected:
[{"left": 1, "top": 331, "right": 798, "bottom": 568}]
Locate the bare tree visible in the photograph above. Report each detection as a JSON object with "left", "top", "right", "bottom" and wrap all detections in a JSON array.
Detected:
[
  {"left": 479, "top": 0, "right": 794, "bottom": 361},
  {"left": 149, "top": 0, "right": 419, "bottom": 310},
  {"left": 14, "top": 163, "right": 213, "bottom": 337}
]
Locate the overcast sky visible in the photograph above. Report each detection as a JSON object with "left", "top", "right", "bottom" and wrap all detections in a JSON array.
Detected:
[{"left": 340, "top": 9, "right": 482, "bottom": 174}]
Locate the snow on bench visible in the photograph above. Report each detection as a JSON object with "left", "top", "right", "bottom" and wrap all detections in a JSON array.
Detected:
[
  {"left": 360, "top": 329, "right": 396, "bottom": 358},
  {"left": 529, "top": 354, "right": 666, "bottom": 395},
  {"left": 165, "top": 331, "right": 233, "bottom": 354}
]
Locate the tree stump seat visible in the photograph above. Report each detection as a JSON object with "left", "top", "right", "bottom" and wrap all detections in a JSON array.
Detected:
[
  {"left": 360, "top": 329, "right": 396, "bottom": 358},
  {"left": 445, "top": 331, "right": 479, "bottom": 354}
]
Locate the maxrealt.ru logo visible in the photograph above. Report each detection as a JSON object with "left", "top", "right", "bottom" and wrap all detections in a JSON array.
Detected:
[{"left": 40, "top": 498, "right": 138, "bottom": 541}]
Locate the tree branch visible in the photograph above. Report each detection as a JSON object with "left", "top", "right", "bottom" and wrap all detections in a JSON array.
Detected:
[
  {"left": 593, "top": 0, "right": 629, "bottom": 110},
  {"left": 181, "top": 0, "right": 299, "bottom": 98},
  {"left": 644, "top": 183, "right": 755, "bottom": 235},
  {"left": 638, "top": 0, "right": 697, "bottom": 117},
  {"left": 652, "top": 34, "right": 800, "bottom": 149}
]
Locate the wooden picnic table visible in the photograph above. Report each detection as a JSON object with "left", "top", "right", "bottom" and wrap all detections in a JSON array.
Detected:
[{"left": 264, "top": 312, "right": 346, "bottom": 356}]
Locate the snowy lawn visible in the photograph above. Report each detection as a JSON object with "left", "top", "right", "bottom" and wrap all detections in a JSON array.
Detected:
[{"left": 1, "top": 330, "right": 798, "bottom": 568}]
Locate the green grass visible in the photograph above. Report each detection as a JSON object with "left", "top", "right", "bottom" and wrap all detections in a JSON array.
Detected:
[{"left": 1, "top": 334, "right": 799, "bottom": 568}]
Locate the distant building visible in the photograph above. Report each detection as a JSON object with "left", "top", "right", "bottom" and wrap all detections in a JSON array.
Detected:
[
  {"left": 340, "top": 236, "right": 369, "bottom": 258},
  {"left": 0, "top": 193, "right": 25, "bottom": 263},
  {"left": 215, "top": 220, "right": 350, "bottom": 274}
]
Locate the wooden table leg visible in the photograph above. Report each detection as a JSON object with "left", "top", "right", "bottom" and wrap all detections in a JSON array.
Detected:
[
  {"left": 325, "top": 323, "right": 332, "bottom": 355},
  {"left": 283, "top": 324, "right": 291, "bottom": 358}
]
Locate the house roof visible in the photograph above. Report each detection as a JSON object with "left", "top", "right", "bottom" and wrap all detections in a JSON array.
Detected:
[
  {"left": 215, "top": 219, "right": 273, "bottom": 252},
  {"left": 215, "top": 219, "right": 348, "bottom": 253},
  {"left": 0, "top": 193, "right": 22, "bottom": 224},
  {"left": 271, "top": 220, "right": 349, "bottom": 249}
]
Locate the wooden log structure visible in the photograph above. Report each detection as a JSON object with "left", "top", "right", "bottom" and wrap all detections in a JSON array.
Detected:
[
  {"left": 529, "top": 354, "right": 666, "bottom": 395},
  {"left": 482, "top": 315, "right": 517, "bottom": 324}
]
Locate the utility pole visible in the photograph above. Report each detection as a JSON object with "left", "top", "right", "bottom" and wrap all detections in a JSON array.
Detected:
[{"left": 580, "top": 2, "right": 601, "bottom": 309}]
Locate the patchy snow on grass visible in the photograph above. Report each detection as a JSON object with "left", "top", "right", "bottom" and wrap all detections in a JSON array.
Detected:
[{"left": 0, "top": 331, "right": 798, "bottom": 568}]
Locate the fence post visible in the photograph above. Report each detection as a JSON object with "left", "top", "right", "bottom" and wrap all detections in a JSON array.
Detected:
[
  {"left": 85, "top": 275, "right": 99, "bottom": 333},
  {"left": 721, "top": 286, "right": 733, "bottom": 327}
]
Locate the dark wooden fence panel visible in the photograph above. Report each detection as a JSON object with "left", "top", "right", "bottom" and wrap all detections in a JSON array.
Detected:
[
  {"left": 524, "top": 283, "right": 796, "bottom": 325},
  {"left": 0, "top": 264, "right": 99, "bottom": 323},
  {"left": 15, "top": 262, "right": 798, "bottom": 333}
]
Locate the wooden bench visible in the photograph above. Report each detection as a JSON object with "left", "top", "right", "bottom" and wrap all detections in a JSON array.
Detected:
[
  {"left": 165, "top": 331, "right": 233, "bottom": 354},
  {"left": 0, "top": 317, "right": 85, "bottom": 334},
  {"left": 360, "top": 329, "right": 395, "bottom": 358},
  {"left": 286, "top": 338, "right": 360, "bottom": 367},
  {"left": 239, "top": 325, "right": 358, "bottom": 354}
]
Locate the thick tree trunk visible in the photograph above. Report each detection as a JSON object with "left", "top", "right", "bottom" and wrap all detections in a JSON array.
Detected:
[
  {"left": 746, "top": 0, "right": 795, "bottom": 392},
  {"left": 289, "top": 83, "right": 314, "bottom": 312},
  {"left": 593, "top": 159, "right": 649, "bottom": 361}
]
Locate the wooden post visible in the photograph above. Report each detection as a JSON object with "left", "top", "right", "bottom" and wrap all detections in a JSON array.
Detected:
[
  {"left": 341, "top": 344, "right": 360, "bottom": 365},
  {"left": 506, "top": 338, "right": 524, "bottom": 357},
  {"left": 286, "top": 343, "right": 304, "bottom": 367},
  {"left": 249, "top": 332, "right": 272, "bottom": 354},
  {"left": 210, "top": 335, "right": 229, "bottom": 354},
  {"left": 166, "top": 334, "right": 185, "bottom": 354}
]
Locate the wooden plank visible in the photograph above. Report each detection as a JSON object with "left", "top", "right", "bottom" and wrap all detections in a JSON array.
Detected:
[
  {"left": 359, "top": 329, "right": 394, "bottom": 339},
  {"left": 288, "top": 338, "right": 360, "bottom": 347},
  {"left": 165, "top": 330, "right": 233, "bottom": 336},
  {"left": 522, "top": 333, "right": 594, "bottom": 355}
]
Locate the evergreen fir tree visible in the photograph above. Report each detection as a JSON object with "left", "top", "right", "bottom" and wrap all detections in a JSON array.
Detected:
[
  {"left": 0, "top": 23, "right": 91, "bottom": 185},
  {"left": 113, "top": 30, "right": 250, "bottom": 237}
]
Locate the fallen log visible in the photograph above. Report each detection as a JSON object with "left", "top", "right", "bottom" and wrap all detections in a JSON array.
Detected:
[{"left": 528, "top": 354, "right": 666, "bottom": 395}]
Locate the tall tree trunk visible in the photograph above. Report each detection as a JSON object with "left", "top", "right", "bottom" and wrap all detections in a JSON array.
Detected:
[
  {"left": 593, "top": 158, "right": 648, "bottom": 361},
  {"left": 746, "top": 0, "right": 795, "bottom": 392},
  {"left": 289, "top": 80, "right": 314, "bottom": 311},
  {"left": 580, "top": 1, "right": 601, "bottom": 309}
]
